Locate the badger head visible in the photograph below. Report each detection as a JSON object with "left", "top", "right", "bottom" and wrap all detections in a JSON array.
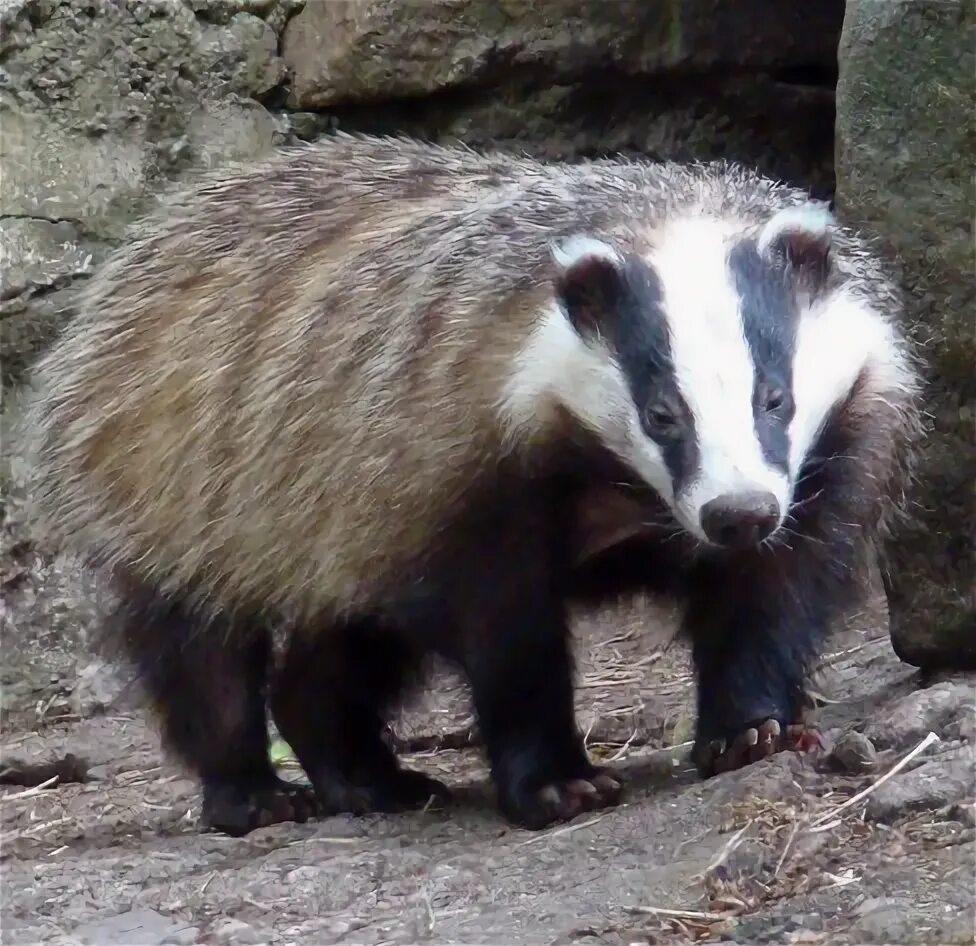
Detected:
[{"left": 505, "top": 204, "right": 905, "bottom": 551}]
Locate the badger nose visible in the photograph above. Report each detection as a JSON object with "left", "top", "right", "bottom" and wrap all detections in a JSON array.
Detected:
[{"left": 699, "top": 491, "right": 780, "bottom": 549}]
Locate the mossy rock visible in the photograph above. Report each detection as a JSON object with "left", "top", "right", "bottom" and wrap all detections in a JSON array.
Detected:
[{"left": 836, "top": 0, "right": 976, "bottom": 669}]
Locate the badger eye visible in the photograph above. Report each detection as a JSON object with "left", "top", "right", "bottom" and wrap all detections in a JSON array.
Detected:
[
  {"left": 762, "top": 387, "right": 785, "bottom": 413},
  {"left": 646, "top": 404, "right": 678, "bottom": 431}
]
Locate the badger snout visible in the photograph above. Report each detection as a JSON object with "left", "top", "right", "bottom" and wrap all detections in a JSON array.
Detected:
[{"left": 699, "top": 491, "right": 780, "bottom": 549}]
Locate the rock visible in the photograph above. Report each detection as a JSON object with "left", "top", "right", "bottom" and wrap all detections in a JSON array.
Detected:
[
  {"left": 281, "top": 0, "right": 840, "bottom": 191},
  {"left": 935, "top": 911, "right": 976, "bottom": 945},
  {"left": 852, "top": 897, "right": 918, "bottom": 944},
  {"left": 160, "top": 929, "right": 200, "bottom": 946},
  {"left": 864, "top": 682, "right": 976, "bottom": 750},
  {"left": 283, "top": 0, "right": 844, "bottom": 108},
  {"left": 865, "top": 753, "right": 975, "bottom": 824},
  {"left": 0, "top": 218, "right": 97, "bottom": 300},
  {"left": 826, "top": 730, "right": 877, "bottom": 774},
  {"left": 0, "top": 0, "right": 284, "bottom": 235},
  {"left": 211, "top": 918, "right": 264, "bottom": 945},
  {"left": 835, "top": 0, "right": 976, "bottom": 670},
  {"left": 71, "top": 909, "right": 188, "bottom": 945},
  {"left": 0, "top": 0, "right": 288, "bottom": 385},
  {"left": 69, "top": 659, "right": 128, "bottom": 717},
  {"left": 947, "top": 801, "right": 976, "bottom": 829}
]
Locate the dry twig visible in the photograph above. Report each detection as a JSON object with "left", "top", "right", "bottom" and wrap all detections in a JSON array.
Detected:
[{"left": 809, "top": 731, "right": 941, "bottom": 828}]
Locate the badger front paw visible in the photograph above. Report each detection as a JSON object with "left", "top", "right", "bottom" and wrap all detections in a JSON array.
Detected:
[
  {"left": 693, "top": 718, "right": 826, "bottom": 778},
  {"left": 496, "top": 758, "right": 624, "bottom": 830}
]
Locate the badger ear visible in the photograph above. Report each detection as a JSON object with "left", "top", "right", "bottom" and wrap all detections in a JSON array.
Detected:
[
  {"left": 758, "top": 204, "right": 834, "bottom": 298},
  {"left": 551, "top": 235, "right": 626, "bottom": 338}
]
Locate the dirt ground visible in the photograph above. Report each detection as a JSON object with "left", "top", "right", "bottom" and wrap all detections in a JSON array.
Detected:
[{"left": 1, "top": 573, "right": 974, "bottom": 946}]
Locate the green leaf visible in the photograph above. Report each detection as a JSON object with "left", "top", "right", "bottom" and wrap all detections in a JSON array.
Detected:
[{"left": 269, "top": 736, "right": 296, "bottom": 767}]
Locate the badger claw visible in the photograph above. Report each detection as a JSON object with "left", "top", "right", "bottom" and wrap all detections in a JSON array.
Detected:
[
  {"left": 503, "top": 768, "right": 624, "bottom": 830},
  {"left": 695, "top": 718, "right": 825, "bottom": 777}
]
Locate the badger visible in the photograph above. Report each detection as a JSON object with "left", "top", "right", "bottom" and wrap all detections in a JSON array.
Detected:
[{"left": 22, "top": 133, "right": 921, "bottom": 836}]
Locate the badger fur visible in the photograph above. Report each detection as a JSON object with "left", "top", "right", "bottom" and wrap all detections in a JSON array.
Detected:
[{"left": 23, "top": 133, "right": 921, "bottom": 835}]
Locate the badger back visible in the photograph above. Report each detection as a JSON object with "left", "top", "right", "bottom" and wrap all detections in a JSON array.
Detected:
[{"left": 22, "top": 134, "right": 667, "bottom": 619}]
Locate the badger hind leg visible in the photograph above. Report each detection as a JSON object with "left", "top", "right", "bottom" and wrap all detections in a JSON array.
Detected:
[
  {"left": 106, "top": 571, "right": 317, "bottom": 836},
  {"left": 459, "top": 597, "right": 623, "bottom": 830},
  {"left": 437, "top": 491, "right": 624, "bottom": 830},
  {"left": 269, "top": 617, "right": 449, "bottom": 816}
]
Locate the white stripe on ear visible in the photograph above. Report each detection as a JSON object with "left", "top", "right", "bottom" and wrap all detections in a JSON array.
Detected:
[
  {"left": 550, "top": 234, "right": 627, "bottom": 339},
  {"left": 551, "top": 235, "right": 623, "bottom": 271},
  {"left": 757, "top": 204, "right": 834, "bottom": 260}
]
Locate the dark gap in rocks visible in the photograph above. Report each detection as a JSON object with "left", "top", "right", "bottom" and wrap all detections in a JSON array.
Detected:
[
  {"left": 23, "top": 4, "right": 50, "bottom": 30},
  {"left": 259, "top": 80, "right": 294, "bottom": 111},
  {"left": 314, "top": 63, "right": 837, "bottom": 196},
  {"left": 770, "top": 62, "right": 839, "bottom": 89}
]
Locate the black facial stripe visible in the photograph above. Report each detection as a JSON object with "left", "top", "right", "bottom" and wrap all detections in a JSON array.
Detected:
[
  {"left": 607, "top": 256, "right": 700, "bottom": 495},
  {"left": 727, "top": 238, "right": 799, "bottom": 476}
]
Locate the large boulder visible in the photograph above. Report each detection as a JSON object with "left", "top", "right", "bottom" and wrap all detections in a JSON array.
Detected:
[
  {"left": 283, "top": 0, "right": 844, "bottom": 108},
  {"left": 0, "top": 0, "right": 292, "bottom": 387},
  {"left": 282, "top": 0, "right": 842, "bottom": 188},
  {"left": 835, "top": 0, "right": 976, "bottom": 669}
]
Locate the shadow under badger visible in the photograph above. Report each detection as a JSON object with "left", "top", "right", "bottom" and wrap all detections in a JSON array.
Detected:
[{"left": 24, "top": 133, "right": 921, "bottom": 836}]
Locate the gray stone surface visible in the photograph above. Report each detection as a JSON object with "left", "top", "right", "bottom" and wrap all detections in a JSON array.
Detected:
[
  {"left": 70, "top": 909, "right": 189, "bottom": 946},
  {"left": 1, "top": 2, "right": 974, "bottom": 942},
  {"left": 863, "top": 680, "right": 976, "bottom": 751},
  {"left": 68, "top": 658, "right": 129, "bottom": 718},
  {"left": 865, "top": 750, "right": 976, "bottom": 824},
  {"left": 0, "top": 218, "right": 96, "bottom": 300},
  {"left": 283, "top": 0, "right": 844, "bottom": 108},
  {"left": 851, "top": 897, "right": 920, "bottom": 945},
  {"left": 835, "top": 0, "right": 976, "bottom": 671},
  {"left": 282, "top": 0, "right": 840, "bottom": 190},
  {"left": 3, "top": 643, "right": 974, "bottom": 946},
  {"left": 0, "top": 0, "right": 291, "bottom": 385},
  {"left": 211, "top": 918, "right": 265, "bottom": 945}
]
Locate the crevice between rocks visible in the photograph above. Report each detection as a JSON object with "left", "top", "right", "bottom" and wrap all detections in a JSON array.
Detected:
[
  {"left": 1, "top": 212, "right": 84, "bottom": 228},
  {"left": 305, "top": 64, "right": 837, "bottom": 196}
]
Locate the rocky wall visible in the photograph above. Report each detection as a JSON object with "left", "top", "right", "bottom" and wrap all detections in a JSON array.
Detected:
[
  {"left": 835, "top": 0, "right": 976, "bottom": 669},
  {"left": 0, "top": 0, "right": 300, "bottom": 385}
]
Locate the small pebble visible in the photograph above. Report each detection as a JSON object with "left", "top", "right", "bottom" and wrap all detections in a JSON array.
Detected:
[
  {"left": 211, "top": 918, "right": 264, "bottom": 945},
  {"left": 826, "top": 730, "right": 877, "bottom": 774},
  {"left": 852, "top": 897, "right": 917, "bottom": 943}
]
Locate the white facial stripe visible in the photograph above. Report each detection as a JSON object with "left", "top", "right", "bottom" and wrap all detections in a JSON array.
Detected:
[
  {"left": 790, "top": 289, "right": 912, "bottom": 474},
  {"left": 500, "top": 303, "right": 674, "bottom": 501},
  {"left": 648, "top": 218, "right": 791, "bottom": 540}
]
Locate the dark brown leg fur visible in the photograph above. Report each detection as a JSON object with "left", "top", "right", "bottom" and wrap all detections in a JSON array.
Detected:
[
  {"left": 434, "top": 483, "right": 623, "bottom": 829},
  {"left": 269, "top": 618, "right": 449, "bottom": 816},
  {"left": 108, "top": 572, "right": 317, "bottom": 836},
  {"left": 684, "top": 553, "right": 830, "bottom": 778}
]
